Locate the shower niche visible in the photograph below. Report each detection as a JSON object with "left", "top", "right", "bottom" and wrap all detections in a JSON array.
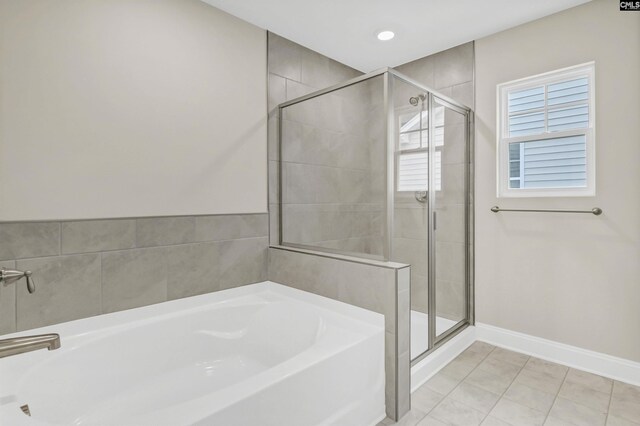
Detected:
[{"left": 276, "top": 68, "right": 473, "bottom": 362}]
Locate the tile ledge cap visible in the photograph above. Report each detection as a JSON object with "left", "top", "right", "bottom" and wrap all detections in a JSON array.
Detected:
[{"left": 269, "top": 245, "right": 409, "bottom": 270}]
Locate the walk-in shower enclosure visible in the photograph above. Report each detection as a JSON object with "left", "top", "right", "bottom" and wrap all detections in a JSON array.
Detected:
[{"left": 276, "top": 68, "right": 473, "bottom": 361}]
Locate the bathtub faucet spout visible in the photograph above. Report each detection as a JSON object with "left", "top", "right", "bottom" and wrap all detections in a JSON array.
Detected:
[{"left": 0, "top": 334, "right": 61, "bottom": 359}]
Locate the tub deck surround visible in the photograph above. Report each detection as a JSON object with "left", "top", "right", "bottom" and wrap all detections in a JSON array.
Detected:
[
  {"left": 0, "top": 213, "right": 269, "bottom": 334},
  {"left": 0, "top": 282, "right": 385, "bottom": 426},
  {"left": 268, "top": 246, "right": 411, "bottom": 421}
]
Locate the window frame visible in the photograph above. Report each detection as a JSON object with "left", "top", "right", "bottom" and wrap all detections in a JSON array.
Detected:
[{"left": 496, "top": 62, "right": 596, "bottom": 198}]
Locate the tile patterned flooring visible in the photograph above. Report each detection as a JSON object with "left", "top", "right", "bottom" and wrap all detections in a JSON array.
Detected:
[{"left": 380, "top": 342, "right": 640, "bottom": 426}]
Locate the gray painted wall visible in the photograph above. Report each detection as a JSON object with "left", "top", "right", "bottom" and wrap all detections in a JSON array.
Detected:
[
  {"left": 475, "top": 0, "right": 640, "bottom": 362},
  {"left": 0, "top": 0, "right": 267, "bottom": 221}
]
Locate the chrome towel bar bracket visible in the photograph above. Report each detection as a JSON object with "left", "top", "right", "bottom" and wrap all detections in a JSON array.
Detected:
[{"left": 491, "top": 206, "right": 603, "bottom": 216}]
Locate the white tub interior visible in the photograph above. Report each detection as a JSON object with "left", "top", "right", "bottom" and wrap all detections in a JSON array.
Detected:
[{"left": 0, "top": 282, "right": 385, "bottom": 426}]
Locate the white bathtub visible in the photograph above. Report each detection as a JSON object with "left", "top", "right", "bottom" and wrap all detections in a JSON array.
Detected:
[{"left": 0, "top": 282, "right": 385, "bottom": 426}]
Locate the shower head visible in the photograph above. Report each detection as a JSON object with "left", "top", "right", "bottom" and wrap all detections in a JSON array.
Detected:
[{"left": 409, "top": 94, "right": 427, "bottom": 106}]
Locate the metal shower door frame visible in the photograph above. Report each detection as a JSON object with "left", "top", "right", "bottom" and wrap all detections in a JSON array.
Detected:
[{"left": 387, "top": 73, "right": 473, "bottom": 365}]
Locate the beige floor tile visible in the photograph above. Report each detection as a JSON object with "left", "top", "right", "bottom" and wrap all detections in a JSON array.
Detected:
[
  {"left": 503, "top": 381, "right": 557, "bottom": 413},
  {"left": 417, "top": 415, "right": 448, "bottom": 426},
  {"left": 548, "top": 397, "right": 607, "bottom": 426},
  {"left": 482, "top": 416, "right": 513, "bottom": 426},
  {"left": 559, "top": 380, "right": 611, "bottom": 413},
  {"left": 489, "top": 398, "right": 546, "bottom": 426},
  {"left": 467, "top": 341, "right": 496, "bottom": 356},
  {"left": 608, "top": 381, "right": 640, "bottom": 423},
  {"left": 610, "top": 396, "right": 640, "bottom": 423},
  {"left": 382, "top": 409, "right": 428, "bottom": 426},
  {"left": 413, "top": 384, "right": 446, "bottom": 412},
  {"left": 606, "top": 414, "right": 640, "bottom": 425},
  {"left": 409, "top": 347, "right": 638, "bottom": 426},
  {"left": 565, "top": 369, "right": 613, "bottom": 394},
  {"left": 425, "top": 372, "right": 462, "bottom": 395},
  {"left": 524, "top": 357, "right": 569, "bottom": 378},
  {"left": 430, "top": 398, "right": 486, "bottom": 426},
  {"left": 465, "top": 368, "right": 515, "bottom": 395},
  {"left": 612, "top": 381, "right": 640, "bottom": 401},
  {"left": 448, "top": 381, "right": 501, "bottom": 414},
  {"left": 544, "top": 416, "right": 575, "bottom": 426},
  {"left": 440, "top": 357, "right": 479, "bottom": 380},
  {"left": 478, "top": 357, "right": 522, "bottom": 381},
  {"left": 457, "top": 348, "right": 492, "bottom": 365},
  {"left": 486, "top": 347, "right": 529, "bottom": 367},
  {"left": 514, "top": 368, "right": 565, "bottom": 394}
]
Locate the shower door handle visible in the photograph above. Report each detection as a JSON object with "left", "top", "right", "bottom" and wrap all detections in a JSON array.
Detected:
[{"left": 433, "top": 211, "right": 437, "bottom": 230}]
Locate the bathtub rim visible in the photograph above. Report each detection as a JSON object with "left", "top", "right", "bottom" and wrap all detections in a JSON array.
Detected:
[
  {"left": 0, "top": 281, "right": 386, "bottom": 425},
  {"left": 0, "top": 281, "right": 384, "bottom": 341}
]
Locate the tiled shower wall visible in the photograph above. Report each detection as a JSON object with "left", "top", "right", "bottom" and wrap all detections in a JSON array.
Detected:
[
  {"left": 393, "top": 42, "right": 474, "bottom": 318},
  {"left": 268, "top": 33, "right": 386, "bottom": 257},
  {"left": 0, "top": 214, "right": 268, "bottom": 334}
]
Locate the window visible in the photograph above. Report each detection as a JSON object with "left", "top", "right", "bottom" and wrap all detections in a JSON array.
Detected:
[
  {"left": 497, "top": 62, "right": 595, "bottom": 197},
  {"left": 397, "top": 106, "right": 443, "bottom": 192}
]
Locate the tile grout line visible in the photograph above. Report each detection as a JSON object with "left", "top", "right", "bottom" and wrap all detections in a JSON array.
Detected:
[
  {"left": 58, "top": 222, "right": 62, "bottom": 255},
  {"left": 13, "top": 258, "right": 18, "bottom": 332},
  {"left": 477, "top": 351, "right": 532, "bottom": 425},
  {"left": 541, "top": 366, "right": 570, "bottom": 425},
  {"left": 424, "top": 344, "right": 496, "bottom": 424},
  {"left": 6, "top": 235, "right": 269, "bottom": 261},
  {"left": 134, "top": 218, "right": 140, "bottom": 249},
  {"left": 604, "top": 379, "right": 615, "bottom": 424},
  {"left": 99, "top": 252, "right": 104, "bottom": 314}
]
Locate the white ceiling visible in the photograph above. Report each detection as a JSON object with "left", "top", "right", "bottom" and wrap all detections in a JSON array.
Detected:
[{"left": 201, "top": 0, "right": 591, "bottom": 72}]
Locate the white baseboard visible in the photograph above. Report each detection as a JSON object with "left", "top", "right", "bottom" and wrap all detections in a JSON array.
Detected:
[
  {"left": 410, "top": 326, "right": 476, "bottom": 392},
  {"left": 476, "top": 322, "right": 640, "bottom": 387}
]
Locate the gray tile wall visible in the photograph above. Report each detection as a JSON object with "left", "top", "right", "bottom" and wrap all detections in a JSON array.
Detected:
[
  {"left": 268, "top": 247, "right": 411, "bottom": 420},
  {"left": 267, "top": 33, "right": 386, "bottom": 258},
  {"left": 394, "top": 42, "right": 474, "bottom": 318},
  {"left": 0, "top": 214, "right": 268, "bottom": 333}
]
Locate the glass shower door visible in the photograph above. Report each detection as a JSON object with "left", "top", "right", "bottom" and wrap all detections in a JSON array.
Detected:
[
  {"left": 391, "top": 80, "right": 471, "bottom": 361},
  {"left": 432, "top": 96, "right": 470, "bottom": 342}
]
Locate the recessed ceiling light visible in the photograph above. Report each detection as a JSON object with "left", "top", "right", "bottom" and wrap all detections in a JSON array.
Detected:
[{"left": 376, "top": 30, "right": 395, "bottom": 41}]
